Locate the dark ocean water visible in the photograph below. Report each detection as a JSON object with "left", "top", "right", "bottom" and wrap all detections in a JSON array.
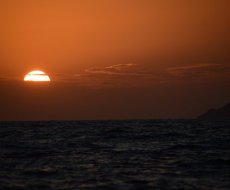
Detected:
[{"left": 0, "top": 120, "right": 229, "bottom": 190}]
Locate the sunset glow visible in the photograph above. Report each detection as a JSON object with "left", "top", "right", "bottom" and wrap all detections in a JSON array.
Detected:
[
  {"left": 24, "top": 70, "right": 51, "bottom": 82},
  {"left": 1, "top": 0, "right": 230, "bottom": 120}
]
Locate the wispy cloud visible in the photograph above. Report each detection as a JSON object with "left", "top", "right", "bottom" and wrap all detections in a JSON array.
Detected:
[
  {"left": 0, "top": 77, "right": 8, "bottom": 81},
  {"left": 167, "top": 63, "right": 230, "bottom": 78},
  {"left": 85, "top": 63, "right": 152, "bottom": 76},
  {"left": 0, "top": 76, "right": 17, "bottom": 81},
  {"left": 66, "top": 63, "right": 163, "bottom": 88}
]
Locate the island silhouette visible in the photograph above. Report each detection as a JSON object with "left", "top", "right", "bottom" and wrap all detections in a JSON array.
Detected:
[{"left": 198, "top": 103, "right": 230, "bottom": 120}]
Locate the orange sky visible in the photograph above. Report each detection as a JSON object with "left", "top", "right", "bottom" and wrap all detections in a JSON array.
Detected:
[{"left": 0, "top": 0, "right": 230, "bottom": 120}]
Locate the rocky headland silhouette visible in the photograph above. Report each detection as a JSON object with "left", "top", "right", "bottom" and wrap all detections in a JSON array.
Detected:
[{"left": 198, "top": 103, "right": 230, "bottom": 120}]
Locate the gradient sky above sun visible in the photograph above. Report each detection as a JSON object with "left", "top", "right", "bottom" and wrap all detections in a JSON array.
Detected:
[{"left": 0, "top": 0, "right": 230, "bottom": 120}]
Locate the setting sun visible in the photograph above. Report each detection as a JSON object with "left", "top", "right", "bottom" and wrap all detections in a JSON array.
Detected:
[{"left": 24, "top": 70, "right": 51, "bottom": 82}]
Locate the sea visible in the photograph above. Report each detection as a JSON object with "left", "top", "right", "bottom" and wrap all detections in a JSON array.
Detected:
[{"left": 0, "top": 120, "right": 229, "bottom": 190}]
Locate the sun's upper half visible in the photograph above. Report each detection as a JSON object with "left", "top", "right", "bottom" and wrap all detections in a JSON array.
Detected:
[{"left": 24, "top": 70, "right": 51, "bottom": 82}]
